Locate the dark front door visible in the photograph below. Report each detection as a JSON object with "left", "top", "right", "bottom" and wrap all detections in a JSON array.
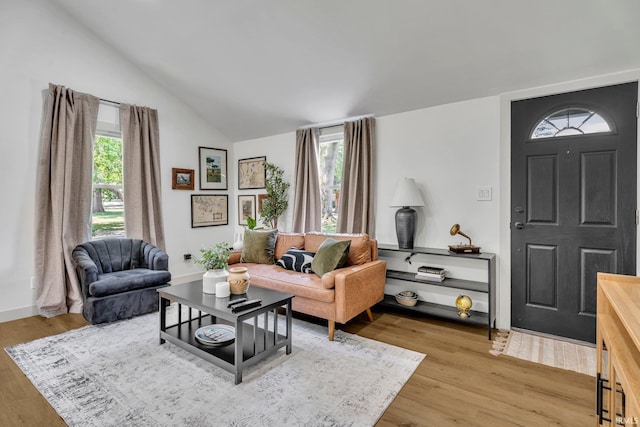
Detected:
[{"left": 511, "top": 82, "right": 637, "bottom": 343}]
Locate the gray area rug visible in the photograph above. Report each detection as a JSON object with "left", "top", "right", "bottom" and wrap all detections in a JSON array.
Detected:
[{"left": 6, "top": 308, "right": 424, "bottom": 426}]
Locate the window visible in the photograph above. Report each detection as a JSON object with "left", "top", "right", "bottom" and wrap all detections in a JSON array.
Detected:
[
  {"left": 92, "top": 103, "right": 124, "bottom": 239},
  {"left": 318, "top": 126, "right": 344, "bottom": 233},
  {"left": 531, "top": 107, "right": 612, "bottom": 140}
]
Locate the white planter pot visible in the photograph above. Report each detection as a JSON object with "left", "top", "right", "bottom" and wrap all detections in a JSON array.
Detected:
[{"left": 202, "top": 269, "right": 229, "bottom": 294}]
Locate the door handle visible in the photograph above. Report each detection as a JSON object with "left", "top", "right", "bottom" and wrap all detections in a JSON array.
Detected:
[
  {"left": 514, "top": 206, "right": 524, "bottom": 213},
  {"left": 514, "top": 222, "right": 524, "bottom": 229}
]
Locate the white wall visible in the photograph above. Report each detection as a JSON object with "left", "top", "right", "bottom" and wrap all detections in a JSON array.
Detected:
[
  {"left": 232, "top": 132, "right": 297, "bottom": 233},
  {"left": 375, "top": 97, "right": 501, "bottom": 252},
  {"left": 232, "top": 96, "right": 501, "bottom": 251},
  {"left": 231, "top": 97, "right": 503, "bottom": 322},
  {"left": 0, "top": 0, "right": 233, "bottom": 321},
  {"left": 233, "top": 73, "right": 640, "bottom": 331},
  {"left": 376, "top": 98, "right": 501, "bottom": 320}
]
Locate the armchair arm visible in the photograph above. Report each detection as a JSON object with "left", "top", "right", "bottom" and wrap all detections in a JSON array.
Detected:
[
  {"left": 332, "top": 260, "right": 387, "bottom": 323},
  {"left": 142, "top": 244, "right": 169, "bottom": 270},
  {"left": 72, "top": 248, "right": 99, "bottom": 296}
]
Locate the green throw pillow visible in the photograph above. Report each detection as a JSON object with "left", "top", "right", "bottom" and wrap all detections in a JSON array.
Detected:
[
  {"left": 240, "top": 229, "right": 278, "bottom": 264},
  {"left": 311, "top": 238, "right": 351, "bottom": 276}
]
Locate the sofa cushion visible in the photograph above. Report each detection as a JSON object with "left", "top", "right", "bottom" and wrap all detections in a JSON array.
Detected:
[
  {"left": 276, "top": 248, "right": 315, "bottom": 273},
  {"left": 274, "top": 232, "right": 305, "bottom": 260},
  {"left": 240, "top": 229, "right": 278, "bottom": 264},
  {"left": 89, "top": 269, "right": 171, "bottom": 297},
  {"left": 304, "top": 232, "right": 371, "bottom": 266},
  {"left": 311, "top": 238, "right": 351, "bottom": 276},
  {"left": 238, "top": 263, "right": 335, "bottom": 302}
]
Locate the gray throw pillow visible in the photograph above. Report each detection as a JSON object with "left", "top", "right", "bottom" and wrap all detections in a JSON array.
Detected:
[
  {"left": 311, "top": 238, "right": 351, "bottom": 276},
  {"left": 240, "top": 229, "right": 278, "bottom": 264}
]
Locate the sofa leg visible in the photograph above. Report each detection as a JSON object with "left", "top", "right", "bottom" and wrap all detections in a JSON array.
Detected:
[
  {"left": 328, "top": 320, "right": 335, "bottom": 341},
  {"left": 365, "top": 308, "right": 374, "bottom": 322}
]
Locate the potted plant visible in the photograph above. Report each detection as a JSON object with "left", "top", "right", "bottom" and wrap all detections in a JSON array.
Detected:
[
  {"left": 259, "top": 162, "right": 290, "bottom": 229},
  {"left": 194, "top": 242, "right": 230, "bottom": 294},
  {"left": 246, "top": 216, "right": 263, "bottom": 230}
]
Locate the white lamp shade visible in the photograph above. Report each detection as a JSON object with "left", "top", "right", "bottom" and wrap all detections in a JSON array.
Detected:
[{"left": 390, "top": 178, "right": 425, "bottom": 207}]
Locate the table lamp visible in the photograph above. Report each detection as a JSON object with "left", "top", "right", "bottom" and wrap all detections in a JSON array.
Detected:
[{"left": 390, "top": 178, "right": 424, "bottom": 249}]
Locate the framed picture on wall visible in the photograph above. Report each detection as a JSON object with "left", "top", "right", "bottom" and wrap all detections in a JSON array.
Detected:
[
  {"left": 191, "top": 194, "right": 228, "bottom": 227},
  {"left": 257, "top": 193, "right": 267, "bottom": 214},
  {"left": 199, "top": 147, "right": 228, "bottom": 190},
  {"left": 172, "top": 168, "right": 194, "bottom": 190},
  {"left": 238, "top": 195, "right": 256, "bottom": 226},
  {"left": 238, "top": 156, "right": 266, "bottom": 189}
]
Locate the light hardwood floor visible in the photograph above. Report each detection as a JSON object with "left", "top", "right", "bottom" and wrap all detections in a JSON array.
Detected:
[{"left": 0, "top": 308, "right": 594, "bottom": 426}]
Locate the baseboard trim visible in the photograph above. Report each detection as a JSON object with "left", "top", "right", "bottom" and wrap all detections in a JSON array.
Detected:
[
  {"left": 0, "top": 273, "right": 203, "bottom": 324},
  {"left": 169, "top": 272, "right": 203, "bottom": 285},
  {"left": 0, "top": 304, "right": 39, "bottom": 323}
]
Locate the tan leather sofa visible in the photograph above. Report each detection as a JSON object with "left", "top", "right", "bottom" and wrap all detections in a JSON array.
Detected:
[{"left": 228, "top": 232, "right": 386, "bottom": 340}]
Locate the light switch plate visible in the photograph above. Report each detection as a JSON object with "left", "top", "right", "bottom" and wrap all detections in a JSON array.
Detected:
[{"left": 476, "top": 186, "right": 492, "bottom": 201}]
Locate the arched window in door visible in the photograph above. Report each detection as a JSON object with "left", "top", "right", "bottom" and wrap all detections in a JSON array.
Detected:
[{"left": 530, "top": 107, "right": 614, "bottom": 140}]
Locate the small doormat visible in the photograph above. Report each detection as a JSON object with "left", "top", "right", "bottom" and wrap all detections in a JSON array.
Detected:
[{"left": 490, "top": 330, "right": 596, "bottom": 376}]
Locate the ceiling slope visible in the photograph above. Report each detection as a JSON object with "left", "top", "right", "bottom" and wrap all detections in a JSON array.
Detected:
[{"left": 53, "top": 0, "right": 640, "bottom": 142}]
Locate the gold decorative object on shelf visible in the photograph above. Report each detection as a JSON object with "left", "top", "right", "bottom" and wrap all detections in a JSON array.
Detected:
[
  {"left": 449, "top": 224, "right": 481, "bottom": 254},
  {"left": 455, "top": 295, "right": 473, "bottom": 318}
]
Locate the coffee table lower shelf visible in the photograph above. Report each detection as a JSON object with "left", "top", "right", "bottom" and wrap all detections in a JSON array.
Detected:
[
  {"left": 161, "top": 317, "right": 287, "bottom": 368},
  {"left": 158, "top": 283, "right": 293, "bottom": 384}
]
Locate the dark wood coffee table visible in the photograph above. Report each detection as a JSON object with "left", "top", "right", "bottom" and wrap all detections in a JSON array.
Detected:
[{"left": 157, "top": 281, "right": 293, "bottom": 384}]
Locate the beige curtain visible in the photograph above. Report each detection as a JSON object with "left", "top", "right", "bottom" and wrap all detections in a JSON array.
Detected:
[
  {"left": 292, "top": 128, "right": 322, "bottom": 232},
  {"left": 337, "top": 117, "right": 376, "bottom": 236},
  {"left": 120, "top": 104, "right": 166, "bottom": 249},
  {"left": 34, "top": 84, "right": 99, "bottom": 317}
]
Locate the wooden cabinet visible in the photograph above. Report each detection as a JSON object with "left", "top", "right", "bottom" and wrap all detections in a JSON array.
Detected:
[
  {"left": 596, "top": 273, "right": 640, "bottom": 426},
  {"left": 377, "top": 244, "right": 496, "bottom": 339}
]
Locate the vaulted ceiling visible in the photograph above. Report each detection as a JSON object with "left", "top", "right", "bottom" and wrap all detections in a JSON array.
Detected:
[{"left": 54, "top": 0, "right": 640, "bottom": 142}]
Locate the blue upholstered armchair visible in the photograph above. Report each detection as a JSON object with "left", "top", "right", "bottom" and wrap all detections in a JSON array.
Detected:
[{"left": 72, "top": 238, "right": 171, "bottom": 324}]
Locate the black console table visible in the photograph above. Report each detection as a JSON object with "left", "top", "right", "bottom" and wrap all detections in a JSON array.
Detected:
[{"left": 378, "top": 244, "right": 496, "bottom": 340}]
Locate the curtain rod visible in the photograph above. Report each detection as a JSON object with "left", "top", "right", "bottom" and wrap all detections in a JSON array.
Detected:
[
  {"left": 297, "top": 114, "right": 374, "bottom": 131},
  {"left": 99, "top": 97, "right": 120, "bottom": 106}
]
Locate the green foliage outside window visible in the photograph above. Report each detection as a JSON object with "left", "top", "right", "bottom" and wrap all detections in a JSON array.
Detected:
[
  {"left": 93, "top": 136, "right": 123, "bottom": 200},
  {"left": 92, "top": 136, "right": 124, "bottom": 238}
]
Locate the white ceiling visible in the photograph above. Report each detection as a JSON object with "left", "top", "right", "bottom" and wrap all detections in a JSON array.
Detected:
[{"left": 54, "top": 0, "right": 640, "bottom": 142}]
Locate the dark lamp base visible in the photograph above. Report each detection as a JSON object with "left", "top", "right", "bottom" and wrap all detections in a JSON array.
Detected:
[{"left": 395, "top": 207, "right": 417, "bottom": 249}]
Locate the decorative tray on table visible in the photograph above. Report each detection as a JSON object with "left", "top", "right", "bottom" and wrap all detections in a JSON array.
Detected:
[{"left": 194, "top": 324, "right": 236, "bottom": 347}]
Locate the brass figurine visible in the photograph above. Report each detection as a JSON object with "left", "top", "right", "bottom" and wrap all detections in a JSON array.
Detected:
[
  {"left": 449, "top": 224, "right": 481, "bottom": 254},
  {"left": 455, "top": 295, "right": 473, "bottom": 318}
]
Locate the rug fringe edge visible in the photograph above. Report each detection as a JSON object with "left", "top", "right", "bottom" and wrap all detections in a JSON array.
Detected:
[{"left": 489, "top": 329, "right": 511, "bottom": 356}]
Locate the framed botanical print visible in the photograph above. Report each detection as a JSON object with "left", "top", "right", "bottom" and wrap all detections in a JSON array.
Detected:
[
  {"left": 191, "top": 194, "right": 228, "bottom": 227},
  {"left": 238, "top": 156, "right": 266, "bottom": 189},
  {"left": 238, "top": 195, "right": 256, "bottom": 226},
  {"left": 199, "top": 147, "right": 228, "bottom": 190},
  {"left": 257, "top": 193, "right": 267, "bottom": 213},
  {"left": 172, "top": 168, "right": 194, "bottom": 190}
]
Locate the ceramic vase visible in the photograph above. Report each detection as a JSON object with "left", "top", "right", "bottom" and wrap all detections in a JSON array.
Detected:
[
  {"left": 232, "top": 231, "right": 244, "bottom": 251},
  {"left": 227, "top": 266, "right": 250, "bottom": 294},
  {"left": 203, "top": 269, "right": 229, "bottom": 294}
]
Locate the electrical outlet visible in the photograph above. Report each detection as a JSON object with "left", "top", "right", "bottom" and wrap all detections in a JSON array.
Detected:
[
  {"left": 476, "top": 186, "right": 492, "bottom": 201},
  {"left": 183, "top": 253, "right": 192, "bottom": 261}
]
